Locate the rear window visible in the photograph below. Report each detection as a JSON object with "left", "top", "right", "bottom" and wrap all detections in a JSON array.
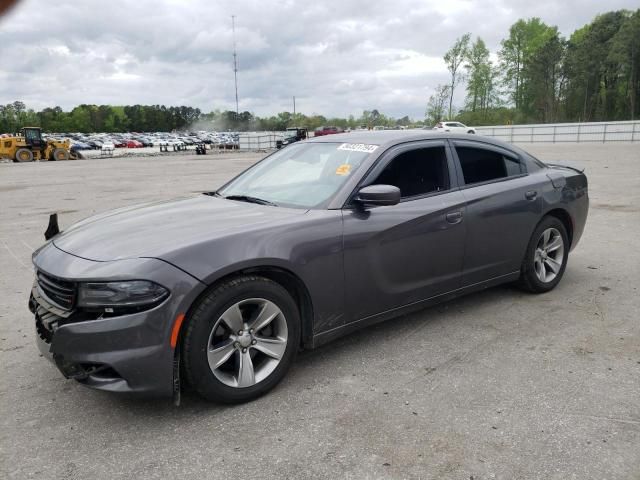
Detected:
[{"left": 455, "top": 146, "right": 525, "bottom": 185}]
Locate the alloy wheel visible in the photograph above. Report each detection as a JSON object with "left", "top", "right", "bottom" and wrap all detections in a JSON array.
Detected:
[
  {"left": 533, "top": 227, "right": 564, "bottom": 283},
  {"left": 207, "top": 298, "right": 288, "bottom": 388}
]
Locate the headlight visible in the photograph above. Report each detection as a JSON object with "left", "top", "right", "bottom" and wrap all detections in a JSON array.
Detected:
[{"left": 77, "top": 281, "right": 169, "bottom": 310}]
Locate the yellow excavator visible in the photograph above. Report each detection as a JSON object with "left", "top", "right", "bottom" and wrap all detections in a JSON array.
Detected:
[{"left": 0, "top": 127, "right": 76, "bottom": 162}]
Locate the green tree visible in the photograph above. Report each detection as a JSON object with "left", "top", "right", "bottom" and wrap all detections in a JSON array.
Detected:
[
  {"left": 527, "top": 32, "right": 566, "bottom": 122},
  {"left": 425, "top": 84, "right": 450, "bottom": 124},
  {"left": 499, "top": 18, "right": 556, "bottom": 116},
  {"left": 608, "top": 10, "right": 640, "bottom": 119},
  {"left": 465, "top": 37, "right": 494, "bottom": 115},
  {"left": 443, "top": 33, "right": 471, "bottom": 118},
  {"left": 564, "top": 10, "right": 638, "bottom": 121}
]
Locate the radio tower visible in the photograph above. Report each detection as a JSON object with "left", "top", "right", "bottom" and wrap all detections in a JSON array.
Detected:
[{"left": 232, "top": 15, "right": 239, "bottom": 116}]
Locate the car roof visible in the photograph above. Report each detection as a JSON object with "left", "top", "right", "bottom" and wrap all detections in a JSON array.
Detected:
[{"left": 306, "top": 130, "right": 517, "bottom": 152}]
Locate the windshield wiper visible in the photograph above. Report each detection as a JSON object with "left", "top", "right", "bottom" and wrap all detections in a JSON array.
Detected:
[{"left": 223, "top": 195, "right": 278, "bottom": 206}]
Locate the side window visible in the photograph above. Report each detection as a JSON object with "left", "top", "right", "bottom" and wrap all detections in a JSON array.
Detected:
[
  {"left": 504, "top": 155, "right": 523, "bottom": 176},
  {"left": 25, "top": 129, "right": 39, "bottom": 141},
  {"left": 371, "top": 146, "right": 449, "bottom": 199},
  {"left": 455, "top": 146, "right": 524, "bottom": 185}
]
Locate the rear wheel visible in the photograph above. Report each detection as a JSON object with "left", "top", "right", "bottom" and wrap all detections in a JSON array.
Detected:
[
  {"left": 518, "top": 216, "right": 569, "bottom": 293},
  {"left": 51, "top": 148, "right": 69, "bottom": 161},
  {"left": 183, "top": 276, "right": 300, "bottom": 403},
  {"left": 15, "top": 148, "right": 33, "bottom": 162}
]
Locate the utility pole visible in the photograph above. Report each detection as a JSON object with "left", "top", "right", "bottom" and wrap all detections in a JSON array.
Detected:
[
  {"left": 293, "top": 96, "right": 296, "bottom": 116},
  {"left": 232, "top": 15, "right": 239, "bottom": 116}
]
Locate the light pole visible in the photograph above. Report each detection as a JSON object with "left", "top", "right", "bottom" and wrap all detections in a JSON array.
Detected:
[{"left": 232, "top": 15, "right": 239, "bottom": 116}]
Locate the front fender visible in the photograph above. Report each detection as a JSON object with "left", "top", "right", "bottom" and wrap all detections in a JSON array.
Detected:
[{"left": 164, "top": 210, "right": 347, "bottom": 334}]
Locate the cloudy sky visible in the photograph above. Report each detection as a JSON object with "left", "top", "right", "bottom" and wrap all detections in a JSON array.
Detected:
[{"left": 0, "top": 0, "right": 637, "bottom": 119}]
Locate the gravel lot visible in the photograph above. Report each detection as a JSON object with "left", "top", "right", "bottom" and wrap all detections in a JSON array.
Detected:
[{"left": 1, "top": 144, "right": 639, "bottom": 479}]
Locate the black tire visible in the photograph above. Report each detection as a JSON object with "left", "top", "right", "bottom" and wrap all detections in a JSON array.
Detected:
[
  {"left": 15, "top": 148, "right": 34, "bottom": 162},
  {"left": 183, "top": 275, "right": 300, "bottom": 403},
  {"left": 51, "top": 148, "right": 70, "bottom": 161},
  {"left": 518, "top": 216, "right": 569, "bottom": 293}
]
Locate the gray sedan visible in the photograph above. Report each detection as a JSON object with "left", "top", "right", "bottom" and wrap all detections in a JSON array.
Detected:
[{"left": 29, "top": 131, "right": 588, "bottom": 403}]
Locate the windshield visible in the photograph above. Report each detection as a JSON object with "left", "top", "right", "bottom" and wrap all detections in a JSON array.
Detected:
[
  {"left": 218, "top": 142, "right": 375, "bottom": 208},
  {"left": 284, "top": 129, "right": 298, "bottom": 139}
]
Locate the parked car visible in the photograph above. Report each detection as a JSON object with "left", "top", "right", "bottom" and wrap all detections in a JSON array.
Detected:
[
  {"left": 434, "top": 121, "right": 476, "bottom": 134},
  {"left": 158, "top": 138, "right": 185, "bottom": 150},
  {"left": 69, "top": 141, "right": 92, "bottom": 151},
  {"left": 29, "top": 131, "right": 588, "bottom": 403},
  {"left": 314, "top": 126, "right": 344, "bottom": 136},
  {"left": 125, "top": 140, "right": 143, "bottom": 148},
  {"left": 134, "top": 137, "right": 153, "bottom": 147},
  {"left": 276, "top": 127, "right": 308, "bottom": 149}
]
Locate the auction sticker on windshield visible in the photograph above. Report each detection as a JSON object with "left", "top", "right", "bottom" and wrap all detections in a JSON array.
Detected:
[
  {"left": 337, "top": 143, "right": 378, "bottom": 153},
  {"left": 335, "top": 164, "right": 352, "bottom": 175}
]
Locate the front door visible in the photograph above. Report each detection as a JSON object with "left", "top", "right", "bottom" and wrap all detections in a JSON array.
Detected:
[{"left": 342, "top": 141, "right": 467, "bottom": 322}]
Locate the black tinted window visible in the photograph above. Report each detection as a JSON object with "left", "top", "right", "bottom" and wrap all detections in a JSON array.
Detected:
[
  {"left": 372, "top": 146, "right": 449, "bottom": 198},
  {"left": 25, "top": 129, "right": 40, "bottom": 141},
  {"left": 455, "top": 146, "right": 523, "bottom": 185}
]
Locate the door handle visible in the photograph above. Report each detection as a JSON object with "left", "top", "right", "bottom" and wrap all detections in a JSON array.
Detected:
[
  {"left": 525, "top": 190, "right": 538, "bottom": 201},
  {"left": 445, "top": 211, "right": 463, "bottom": 224}
]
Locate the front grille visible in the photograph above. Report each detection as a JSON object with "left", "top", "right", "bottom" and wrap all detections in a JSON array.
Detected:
[
  {"left": 36, "top": 271, "right": 76, "bottom": 310},
  {"left": 35, "top": 304, "right": 61, "bottom": 344}
]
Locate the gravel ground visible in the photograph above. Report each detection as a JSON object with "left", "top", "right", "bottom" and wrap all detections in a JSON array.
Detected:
[{"left": 0, "top": 144, "right": 639, "bottom": 479}]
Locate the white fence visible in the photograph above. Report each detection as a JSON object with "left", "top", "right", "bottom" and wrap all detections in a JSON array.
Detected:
[
  {"left": 237, "top": 122, "right": 639, "bottom": 149},
  {"left": 238, "top": 132, "right": 284, "bottom": 150},
  {"left": 475, "top": 120, "right": 640, "bottom": 143}
]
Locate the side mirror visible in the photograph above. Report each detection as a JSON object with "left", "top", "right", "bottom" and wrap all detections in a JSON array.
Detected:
[{"left": 355, "top": 184, "right": 401, "bottom": 207}]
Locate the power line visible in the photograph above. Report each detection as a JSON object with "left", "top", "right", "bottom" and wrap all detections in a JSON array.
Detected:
[{"left": 232, "top": 15, "right": 239, "bottom": 116}]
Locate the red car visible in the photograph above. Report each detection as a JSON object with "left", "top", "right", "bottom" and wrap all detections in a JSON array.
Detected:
[
  {"left": 126, "top": 140, "right": 143, "bottom": 148},
  {"left": 314, "top": 126, "right": 344, "bottom": 136}
]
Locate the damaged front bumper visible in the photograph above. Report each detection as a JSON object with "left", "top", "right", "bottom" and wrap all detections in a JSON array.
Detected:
[
  {"left": 30, "top": 282, "right": 175, "bottom": 395},
  {"left": 30, "top": 241, "right": 205, "bottom": 397}
]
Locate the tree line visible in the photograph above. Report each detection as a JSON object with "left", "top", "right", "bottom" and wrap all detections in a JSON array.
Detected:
[
  {"left": 0, "top": 102, "right": 203, "bottom": 134},
  {"left": 1, "top": 9, "right": 637, "bottom": 133},
  {"left": 428, "top": 9, "right": 640, "bottom": 125},
  {"left": 0, "top": 102, "right": 407, "bottom": 133}
]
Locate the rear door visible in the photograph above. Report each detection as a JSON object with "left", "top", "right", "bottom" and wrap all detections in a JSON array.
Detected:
[
  {"left": 450, "top": 140, "right": 543, "bottom": 285},
  {"left": 342, "top": 140, "right": 467, "bottom": 322}
]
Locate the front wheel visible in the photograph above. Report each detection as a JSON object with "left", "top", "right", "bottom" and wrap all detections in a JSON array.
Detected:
[
  {"left": 518, "top": 216, "right": 569, "bottom": 293},
  {"left": 51, "top": 148, "right": 69, "bottom": 161},
  {"left": 183, "top": 276, "right": 300, "bottom": 403},
  {"left": 15, "top": 148, "right": 34, "bottom": 162}
]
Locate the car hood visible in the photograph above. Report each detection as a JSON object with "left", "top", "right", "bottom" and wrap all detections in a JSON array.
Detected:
[{"left": 53, "top": 195, "right": 307, "bottom": 262}]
